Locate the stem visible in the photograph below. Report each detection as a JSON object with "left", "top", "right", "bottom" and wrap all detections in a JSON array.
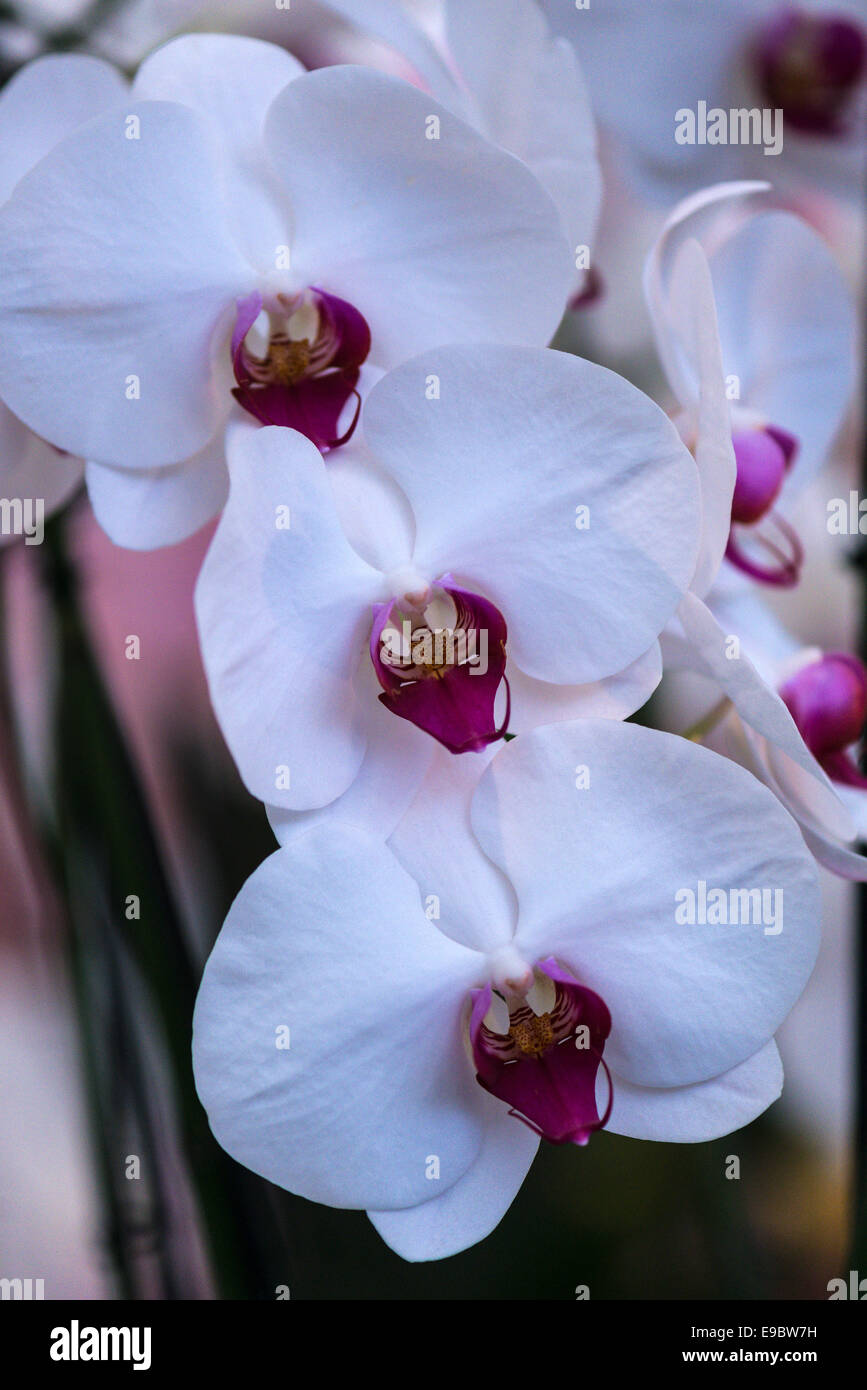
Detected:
[{"left": 40, "top": 510, "right": 295, "bottom": 1298}]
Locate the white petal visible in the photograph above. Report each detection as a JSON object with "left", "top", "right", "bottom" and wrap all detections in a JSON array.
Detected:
[
  {"left": 85, "top": 435, "right": 228, "bottom": 551},
  {"left": 134, "top": 32, "right": 304, "bottom": 149},
  {"left": 742, "top": 726, "right": 865, "bottom": 870},
  {"left": 193, "top": 826, "right": 486, "bottom": 1209},
  {"left": 607, "top": 1041, "right": 783, "bottom": 1142},
  {"left": 321, "top": 0, "right": 601, "bottom": 291},
  {"left": 388, "top": 742, "right": 514, "bottom": 955},
  {"left": 267, "top": 663, "right": 435, "bottom": 845},
  {"left": 325, "top": 424, "right": 415, "bottom": 576},
  {"left": 264, "top": 65, "right": 572, "bottom": 358},
  {"left": 675, "top": 592, "right": 854, "bottom": 841},
  {"left": 800, "top": 825, "right": 867, "bottom": 882},
  {"left": 832, "top": 783, "right": 867, "bottom": 842},
  {"left": 0, "top": 101, "right": 252, "bottom": 467},
  {"left": 711, "top": 211, "right": 857, "bottom": 492},
  {"left": 470, "top": 719, "right": 820, "bottom": 1088},
  {"left": 316, "top": 0, "right": 459, "bottom": 105},
  {"left": 133, "top": 33, "right": 302, "bottom": 272},
  {"left": 645, "top": 181, "right": 769, "bottom": 406},
  {"left": 706, "top": 586, "right": 799, "bottom": 686},
  {"left": 443, "top": 0, "right": 601, "bottom": 280},
  {"left": 194, "top": 421, "right": 382, "bottom": 810},
  {"left": 0, "top": 54, "right": 127, "bottom": 206},
  {"left": 645, "top": 237, "right": 735, "bottom": 597},
  {"left": 368, "top": 1093, "right": 538, "bottom": 1261},
  {"left": 508, "top": 643, "right": 662, "bottom": 729},
  {"left": 363, "top": 344, "right": 700, "bottom": 684},
  {"left": 697, "top": 678, "right": 867, "bottom": 877}
]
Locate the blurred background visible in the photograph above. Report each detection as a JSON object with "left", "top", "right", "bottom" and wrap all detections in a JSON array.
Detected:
[{"left": 0, "top": 0, "right": 864, "bottom": 1299}]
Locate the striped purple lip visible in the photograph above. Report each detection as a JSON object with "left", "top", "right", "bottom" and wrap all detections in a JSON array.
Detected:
[
  {"left": 370, "top": 579, "right": 510, "bottom": 754},
  {"left": 231, "top": 287, "right": 370, "bottom": 450},
  {"left": 470, "top": 957, "right": 612, "bottom": 1147}
]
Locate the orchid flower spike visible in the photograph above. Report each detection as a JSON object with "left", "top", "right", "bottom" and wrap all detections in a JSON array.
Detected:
[
  {"left": 0, "top": 33, "right": 572, "bottom": 549},
  {"left": 195, "top": 343, "right": 701, "bottom": 815},
  {"left": 193, "top": 719, "right": 820, "bottom": 1261},
  {"left": 641, "top": 185, "right": 862, "bottom": 881}
]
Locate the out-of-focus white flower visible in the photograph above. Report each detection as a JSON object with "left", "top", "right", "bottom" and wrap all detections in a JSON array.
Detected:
[
  {"left": 0, "top": 33, "right": 571, "bottom": 549},
  {"left": 0, "top": 55, "right": 128, "bottom": 540},
  {"left": 541, "top": 0, "right": 867, "bottom": 208},
  {"left": 192, "top": 719, "right": 820, "bottom": 1261},
  {"left": 194, "top": 344, "right": 700, "bottom": 815}
]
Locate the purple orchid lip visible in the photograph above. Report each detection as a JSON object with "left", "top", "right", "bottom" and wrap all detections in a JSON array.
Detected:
[
  {"left": 370, "top": 579, "right": 510, "bottom": 754},
  {"left": 781, "top": 652, "right": 867, "bottom": 788},
  {"left": 725, "top": 425, "right": 802, "bottom": 587},
  {"left": 231, "top": 287, "right": 371, "bottom": 451},
  {"left": 470, "top": 957, "right": 612, "bottom": 1147},
  {"left": 725, "top": 512, "right": 803, "bottom": 587},
  {"left": 755, "top": 8, "right": 867, "bottom": 136},
  {"left": 730, "top": 427, "right": 795, "bottom": 526}
]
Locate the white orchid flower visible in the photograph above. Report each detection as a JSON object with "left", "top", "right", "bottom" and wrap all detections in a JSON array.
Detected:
[
  {"left": 192, "top": 719, "right": 820, "bottom": 1261},
  {"left": 194, "top": 343, "right": 700, "bottom": 815},
  {"left": 0, "top": 33, "right": 572, "bottom": 548}
]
